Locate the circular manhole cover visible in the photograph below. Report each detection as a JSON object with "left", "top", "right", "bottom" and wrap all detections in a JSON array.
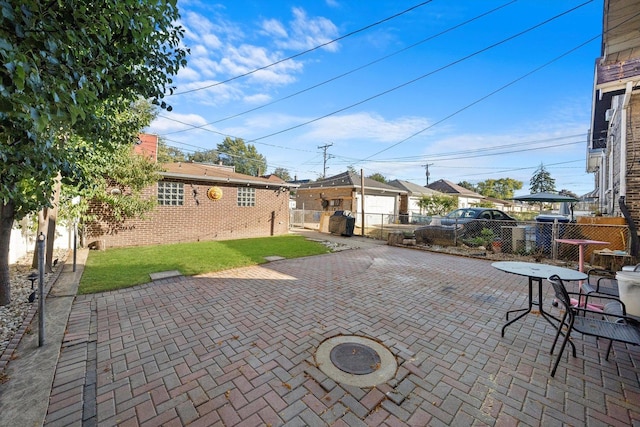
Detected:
[
  {"left": 330, "top": 342, "right": 381, "bottom": 375},
  {"left": 315, "top": 335, "right": 397, "bottom": 387}
]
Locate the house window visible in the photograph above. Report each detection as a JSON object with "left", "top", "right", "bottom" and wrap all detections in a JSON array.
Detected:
[
  {"left": 157, "top": 181, "right": 184, "bottom": 206},
  {"left": 237, "top": 187, "right": 255, "bottom": 206},
  {"left": 329, "top": 199, "right": 342, "bottom": 207}
]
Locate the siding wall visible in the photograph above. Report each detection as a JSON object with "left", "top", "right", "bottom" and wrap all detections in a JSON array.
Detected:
[
  {"left": 624, "top": 94, "right": 640, "bottom": 223},
  {"left": 87, "top": 180, "right": 291, "bottom": 248}
]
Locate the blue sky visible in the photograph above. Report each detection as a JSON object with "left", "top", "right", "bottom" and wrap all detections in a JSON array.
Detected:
[{"left": 150, "top": 0, "right": 604, "bottom": 197}]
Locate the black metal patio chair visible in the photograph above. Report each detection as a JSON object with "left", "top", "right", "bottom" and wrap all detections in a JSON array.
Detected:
[{"left": 547, "top": 275, "right": 640, "bottom": 377}]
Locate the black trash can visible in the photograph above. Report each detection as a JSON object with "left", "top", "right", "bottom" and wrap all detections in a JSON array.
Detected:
[
  {"left": 329, "top": 210, "right": 355, "bottom": 236},
  {"left": 535, "top": 214, "right": 570, "bottom": 256}
]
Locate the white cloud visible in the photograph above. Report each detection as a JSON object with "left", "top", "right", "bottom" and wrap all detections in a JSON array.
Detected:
[
  {"left": 260, "top": 18, "right": 288, "bottom": 38},
  {"left": 201, "top": 34, "right": 223, "bottom": 50},
  {"left": 271, "top": 7, "right": 340, "bottom": 52},
  {"left": 149, "top": 113, "right": 208, "bottom": 134},
  {"left": 303, "top": 112, "right": 432, "bottom": 143},
  {"left": 176, "top": 67, "right": 201, "bottom": 82}
]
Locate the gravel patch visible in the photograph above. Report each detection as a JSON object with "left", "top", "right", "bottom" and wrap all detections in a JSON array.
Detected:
[{"left": 0, "top": 250, "right": 66, "bottom": 355}]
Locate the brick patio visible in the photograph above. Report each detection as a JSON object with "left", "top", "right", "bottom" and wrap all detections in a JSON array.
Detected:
[{"left": 44, "top": 246, "right": 640, "bottom": 426}]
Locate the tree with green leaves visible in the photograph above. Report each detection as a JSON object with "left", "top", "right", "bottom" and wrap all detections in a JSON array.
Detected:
[
  {"left": 272, "top": 168, "right": 292, "bottom": 181},
  {"left": 457, "top": 181, "right": 477, "bottom": 192},
  {"left": 189, "top": 149, "right": 219, "bottom": 164},
  {"left": 60, "top": 99, "right": 162, "bottom": 243},
  {"left": 0, "top": 1, "right": 188, "bottom": 305},
  {"left": 476, "top": 178, "right": 523, "bottom": 200},
  {"left": 216, "top": 137, "right": 267, "bottom": 176},
  {"left": 417, "top": 195, "right": 457, "bottom": 216},
  {"left": 157, "top": 138, "right": 187, "bottom": 163},
  {"left": 530, "top": 163, "right": 556, "bottom": 194},
  {"left": 367, "top": 173, "right": 387, "bottom": 183}
]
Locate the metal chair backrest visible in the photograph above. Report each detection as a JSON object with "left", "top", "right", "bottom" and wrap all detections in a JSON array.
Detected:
[{"left": 548, "top": 275, "right": 572, "bottom": 314}]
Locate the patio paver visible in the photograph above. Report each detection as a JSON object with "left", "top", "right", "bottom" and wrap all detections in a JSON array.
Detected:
[{"left": 44, "top": 245, "right": 640, "bottom": 426}]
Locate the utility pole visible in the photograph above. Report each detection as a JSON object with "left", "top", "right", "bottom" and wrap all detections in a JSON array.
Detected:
[
  {"left": 318, "top": 143, "right": 333, "bottom": 178},
  {"left": 422, "top": 163, "right": 434, "bottom": 186}
]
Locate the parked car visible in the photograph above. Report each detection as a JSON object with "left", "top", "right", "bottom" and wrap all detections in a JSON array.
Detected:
[
  {"left": 440, "top": 208, "right": 516, "bottom": 226},
  {"left": 414, "top": 208, "right": 517, "bottom": 246}
]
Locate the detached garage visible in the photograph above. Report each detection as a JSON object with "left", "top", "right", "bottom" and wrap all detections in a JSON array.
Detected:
[{"left": 294, "top": 171, "right": 406, "bottom": 228}]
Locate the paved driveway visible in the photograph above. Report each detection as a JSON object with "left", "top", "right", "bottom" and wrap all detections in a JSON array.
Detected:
[{"left": 45, "top": 245, "right": 640, "bottom": 426}]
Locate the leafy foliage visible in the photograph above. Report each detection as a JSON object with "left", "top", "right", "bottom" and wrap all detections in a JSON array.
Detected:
[
  {"left": 417, "top": 195, "right": 457, "bottom": 216},
  {"left": 272, "top": 168, "right": 292, "bottom": 181},
  {"left": 157, "top": 138, "right": 187, "bottom": 163},
  {"left": 189, "top": 149, "right": 219, "bottom": 164},
  {"left": 367, "top": 173, "right": 387, "bottom": 183},
  {"left": 216, "top": 137, "right": 267, "bottom": 176},
  {"left": 464, "top": 228, "right": 496, "bottom": 248},
  {"left": 0, "top": 0, "right": 188, "bottom": 305},
  {"left": 457, "top": 181, "right": 477, "bottom": 192},
  {"left": 530, "top": 163, "right": 556, "bottom": 194},
  {"left": 476, "top": 178, "right": 523, "bottom": 200}
]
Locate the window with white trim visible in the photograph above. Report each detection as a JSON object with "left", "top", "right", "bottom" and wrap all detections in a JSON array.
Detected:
[
  {"left": 237, "top": 187, "right": 256, "bottom": 206},
  {"left": 157, "top": 181, "right": 184, "bottom": 206}
]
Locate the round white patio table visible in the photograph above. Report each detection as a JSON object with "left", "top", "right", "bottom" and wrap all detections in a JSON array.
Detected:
[{"left": 492, "top": 261, "right": 587, "bottom": 337}]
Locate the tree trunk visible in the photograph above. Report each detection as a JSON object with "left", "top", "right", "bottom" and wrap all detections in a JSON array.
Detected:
[
  {"left": 45, "top": 174, "right": 61, "bottom": 272},
  {"left": 0, "top": 201, "right": 16, "bottom": 306}
]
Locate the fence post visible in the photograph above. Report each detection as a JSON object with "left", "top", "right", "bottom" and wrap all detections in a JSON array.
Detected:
[
  {"left": 552, "top": 220, "right": 558, "bottom": 261},
  {"left": 381, "top": 214, "right": 384, "bottom": 240}
]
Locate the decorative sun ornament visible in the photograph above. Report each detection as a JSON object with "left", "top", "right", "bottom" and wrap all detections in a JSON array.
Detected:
[{"left": 207, "top": 186, "right": 223, "bottom": 201}]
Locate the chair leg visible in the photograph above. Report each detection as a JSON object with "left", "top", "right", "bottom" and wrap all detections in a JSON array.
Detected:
[
  {"left": 550, "top": 312, "right": 568, "bottom": 355},
  {"left": 605, "top": 340, "right": 613, "bottom": 361},
  {"left": 551, "top": 329, "right": 572, "bottom": 377}
]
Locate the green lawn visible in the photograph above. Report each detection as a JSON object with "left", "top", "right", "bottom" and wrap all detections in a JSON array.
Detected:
[{"left": 78, "top": 234, "right": 331, "bottom": 294}]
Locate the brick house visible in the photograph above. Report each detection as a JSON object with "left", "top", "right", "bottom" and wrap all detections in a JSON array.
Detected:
[
  {"left": 294, "top": 171, "right": 406, "bottom": 226},
  {"left": 87, "top": 136, "right": 297, "bottom": 248},
  {"left": 585, "top": 0, "right": 640, "bottom": 250}
]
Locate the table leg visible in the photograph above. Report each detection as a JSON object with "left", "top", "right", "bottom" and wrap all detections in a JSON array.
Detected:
[
  {"left": 502, "top": 277, "right": 534, "bottom": 337},
  {"left": 502, "top": 276, "right": 577, "bottom": 356}
]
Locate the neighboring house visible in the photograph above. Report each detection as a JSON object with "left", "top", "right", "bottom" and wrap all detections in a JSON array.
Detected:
[
  {"left": 387, "top": 179, "right": 443, "bottom": 222},
  {"left": 87, "top": 137, "right": 298, "bottom": 248},
  {"left": 426, "top": 179, "right": 485, "bottom": 208},
  {"left": 294, "top": 171, "right": 406, "bottom": 226},
  {"left": 586, "top": 0, "right": 640, "bottom": 225}
]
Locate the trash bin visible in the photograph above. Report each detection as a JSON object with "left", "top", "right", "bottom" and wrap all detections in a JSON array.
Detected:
[
  {"left": 615, "top": 271, "right": 640, "bottom": 317},
  {"left": 535, "top": 214, "right": 570, "bottom": 256},
  {"left": 329, "top": 210, "right": 355, "bottom": 236}
]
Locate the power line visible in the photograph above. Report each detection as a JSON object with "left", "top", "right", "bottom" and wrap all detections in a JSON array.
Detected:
[
  {"left": 162, "top": 0, "right": 517, "bottom": 135},
  {"left": 245, "top": 0, "right": 594, "bottom": 144},
  {"left": 170, "top": 1, "right": 435, "bottom": 96}
]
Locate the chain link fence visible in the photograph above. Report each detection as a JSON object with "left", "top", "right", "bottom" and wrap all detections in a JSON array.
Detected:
[{"left": 290, "top": 209, "right": 633, "bottom": 268}]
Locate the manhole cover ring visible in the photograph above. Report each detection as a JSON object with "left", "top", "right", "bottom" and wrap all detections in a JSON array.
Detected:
[{"left": 315, "top": 335, "right": 397, "bottom": 387}]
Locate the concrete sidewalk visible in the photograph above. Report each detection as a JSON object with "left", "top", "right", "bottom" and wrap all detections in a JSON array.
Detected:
[{"left": 0, "top": 249, "right": 88, "bottom": 427}]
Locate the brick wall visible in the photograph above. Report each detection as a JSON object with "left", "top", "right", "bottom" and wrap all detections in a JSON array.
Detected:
[{"left": 87, "top": 180, "right": 291, "bottom": 248}]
